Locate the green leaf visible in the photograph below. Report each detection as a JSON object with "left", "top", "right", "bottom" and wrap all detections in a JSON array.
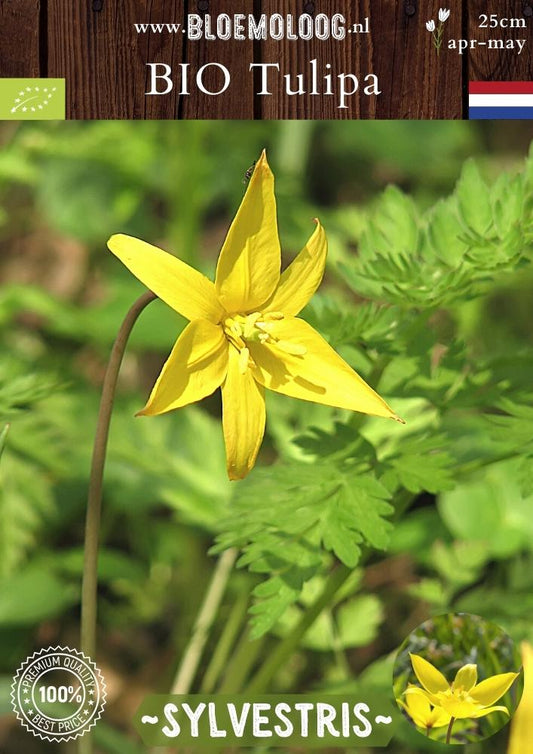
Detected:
[
  {"left": 108, "top": 405, "right": 232, "bottom": 530},
  {"left": 456, "top": 160, "right": 492, "bottom": 235},
  {"left": 305, "top": 297, "right": 404, "bottom": 356},
  {"left": 380, "top": 434, "right": 455, "bottom": 494},
  {"left": 360, "top": 186, "right": 420, "bottom": 262},
  {"left": 0, "top": 565, "right": 76, "bottom": 625},
  {"left": 389, "top": 508, "right": 448, "bottom": 563},
  {"left": 215, "top": 463, "right": 392, "bottom": 637},
  {"left": 431, "top": 540, "right": 487, "bottom": 587},
  {"left": 53, "top": 547, "right": 146, "bottom": 585},
  {"left": 439, "top": 459, "right": 533, "bottom": 558},
  {"left": 278, "top": 594, "right": 383, "bottom": 652},
  {"left": 491, "top": 172, "right": 524, "bottom": 237},
  {"left": 339, "top": 155, "right": 533, "bottom": 309},
  {"left": 295, "top": 421, "right": 376, "bottom": 465},
  {"left": 407, "top": 579, "right": 447, "bottom": 608},
  {"left": 0, "top": 454, "right": 55, "bottom": 578},
  {"left": 485, "top": 397, "right": 533, "bottom": 457},
  {"left": 0, "top": 357, "right": 59, "bottom": 418},
  {"left": 336, "top": 595, "right": 384, "bottom": 648},
  {"left": 426, "top": 196, "right": 469, "bottom": 266}
]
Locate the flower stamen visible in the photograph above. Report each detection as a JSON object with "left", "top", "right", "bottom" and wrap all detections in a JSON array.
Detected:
[
  {"left": 223, "top": 311, "right": 306, "bottom": 367},
  {"left": 238, "top": 346, "right": 251, "bottom": 374}
]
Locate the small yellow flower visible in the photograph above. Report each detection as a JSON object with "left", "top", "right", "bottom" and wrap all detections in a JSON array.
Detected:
[
  {"left": 507, "top": 642, "right": 532, "bottom": 754},
  {"left": 406, "top": 653, "right": 519, "bottom": 721},
  {"left": 397, "top": 684, "right": 451, "bottom": 731},
  {"left": 108, "top": 151, "right": 401, "bottom": 480}
]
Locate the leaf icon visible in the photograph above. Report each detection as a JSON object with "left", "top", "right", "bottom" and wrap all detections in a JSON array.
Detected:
[{"left": 10, "top": 85, "right": 57, "bottom": 115}]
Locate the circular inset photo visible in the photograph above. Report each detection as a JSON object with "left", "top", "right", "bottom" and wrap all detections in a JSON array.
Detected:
[{"left": 393, "top": 613, "right": 523, "bottom": 745}]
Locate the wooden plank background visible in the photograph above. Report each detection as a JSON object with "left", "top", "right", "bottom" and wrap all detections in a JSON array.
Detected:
[
  {"left": 1, "top": 0, "right": 532, "bottom": 118},
  {"left": 0, "top": 0, "right": 41, "bottom": 78}
]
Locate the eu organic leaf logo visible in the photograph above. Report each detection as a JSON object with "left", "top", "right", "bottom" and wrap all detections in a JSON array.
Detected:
[{"left": 10, "top": 85, "right": 57, "bottom": 115}]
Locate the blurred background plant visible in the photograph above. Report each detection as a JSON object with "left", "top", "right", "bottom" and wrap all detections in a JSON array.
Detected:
[{"left": 0, "top": 120, "right": 532, "bottom": 753}]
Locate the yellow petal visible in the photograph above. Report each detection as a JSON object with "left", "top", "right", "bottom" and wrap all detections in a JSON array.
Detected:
[
  {"left": 430, "top": 706, "right": 452, "bottom": 728},
  {"left": 409, "top": 654, "right": 449, "bottom": 695},
  {"left": 222, "top": 346, "right": 266, "bottom": 480},
  {"left": 403, "top": 689, "right": 432, "bottom": 723},
  {"left": 264, "top": 219, "right": 327, "bottom": 316},
  {"left": 437, "top": 697, "right": 480, "bottom": 719},
  {"left": 452, "top": 663, "right": 478, "bottom": 692},
  {"left": 249, "top": 317, "right": 402, "bottom": 420},
  {"left": 138, "top": 320, "right": 228, "bottom": 415},
  {"left": 471, "top": 705, "right": 510, "bottom": 719},
  {"left": 470, "top": 672, "right": 519, "bottom": 707},
  {"left": 108, "top": 234, "right": 223, "bottom": 323},
  {"left": 404, "top": 685, "right": 440, "bottom": 708},
  {"left": 396, "top": 699, "right": 426, "bottom": 729},
  {"left": 215, "top": 151, "right": 281, "bottom": 313},
  {"left": 508, "top": 643, "right": 533, "bottom": 754},
  {"left": 401, "top": 687, "right": 450, "bottom": 728},
  {"left": 404, "top": 686, "right": 434, "bottom": 701}
]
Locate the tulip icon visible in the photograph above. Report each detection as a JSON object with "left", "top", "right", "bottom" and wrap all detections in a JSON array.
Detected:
[{"left": 426, "top": 8, "right": 451, "bottom": 54}]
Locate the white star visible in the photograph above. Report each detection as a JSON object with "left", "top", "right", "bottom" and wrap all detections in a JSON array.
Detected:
[
  {"left": 35, "top": 86, "right": 40, "bottom": 91},
  {"left": 44, "top": 101, "right": 48, "bottom": 105},
  {"left": 89, "top": 700, "right": 95, "bottom": 706},
  {"left": 28, "top": 709, "right": 34, "bottom": 715},
  {"left": 84, "top": 709, "right": 90, "bottom": 715},
  {"left": 26, "top": 86, "right": 31, "bottom": 91},
  {"left": 22, "top": 107, "right": 27, "bottom": 112},
  {"left": 44, "top": 87, "right": 48, "bottom": 92},
  {"left": 47, "top": 94, "right": 52, "bottom": 99},
  {"left": 24, "top": 698, "right": 30, "bottom": 704},
  {"left": 88, "top": 689, "right": 95, "bottom": 696},
  {"left": 15, "top": 98, "right": 20, "bottom": 103},
  {"left": 31, "top": 107, "right": 35, "bottom": 111},
  {"left": 38, "top": 105, "right": 43, "bottom": 109},
  {"left": 19, "top": 90, "right": 25, "bottom": 96},
  {"left": 11, "top": 107, "right": 16, "bottom": 113}
]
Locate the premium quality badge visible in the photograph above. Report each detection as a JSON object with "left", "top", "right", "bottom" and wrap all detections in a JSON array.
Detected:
[{"left": 11, "top": 646, "right": 106, "bottom": 743}]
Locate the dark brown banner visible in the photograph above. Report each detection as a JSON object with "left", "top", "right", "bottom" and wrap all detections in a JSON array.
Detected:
[{"left": 1, "top": 0, "right": 532, "bottom": 118}]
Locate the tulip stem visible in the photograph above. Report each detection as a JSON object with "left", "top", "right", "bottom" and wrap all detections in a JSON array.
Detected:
[
  {"left": 201, "top": 588, "right": 249, "bottom": 693},
  {"left": 170, "top": 547, "right": 238, "bottom": 694},
  {"left": 446, "top": 716, "right": 455, "bottom": 744},
  {"left": 79, "top": 290, "right": 157, "bottom": 754},
  {"left": 244, "top": 564, "right": 352, "bottom": 693}
]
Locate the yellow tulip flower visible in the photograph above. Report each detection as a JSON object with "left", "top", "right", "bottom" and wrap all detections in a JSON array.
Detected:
[
  {"left": 108, "top": 151, "right": 401, "bottom": 480},
  {"left": 507, "top": 642, "right": 533, "bottom": 754},
  {"left": 397, "top": 683, "right": 451, "bottom": 732},
  {"left": 407, "top": 653, "right": 519, "bottom": 721}
]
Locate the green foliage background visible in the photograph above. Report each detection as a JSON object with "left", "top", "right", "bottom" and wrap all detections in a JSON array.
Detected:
[{"left": 0, "top": 120, "right": 532, "bottom": 753}]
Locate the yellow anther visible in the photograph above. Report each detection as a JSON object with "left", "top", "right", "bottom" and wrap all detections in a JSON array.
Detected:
[
  {"left": 223, "top": 311, "right": 300, "bottom": 358},
  {"left": 256, "top": 321, "right": 275, "bottom": 334},
  {"left": 243, "top": 312, "right": 262, "bottom": 338}
]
